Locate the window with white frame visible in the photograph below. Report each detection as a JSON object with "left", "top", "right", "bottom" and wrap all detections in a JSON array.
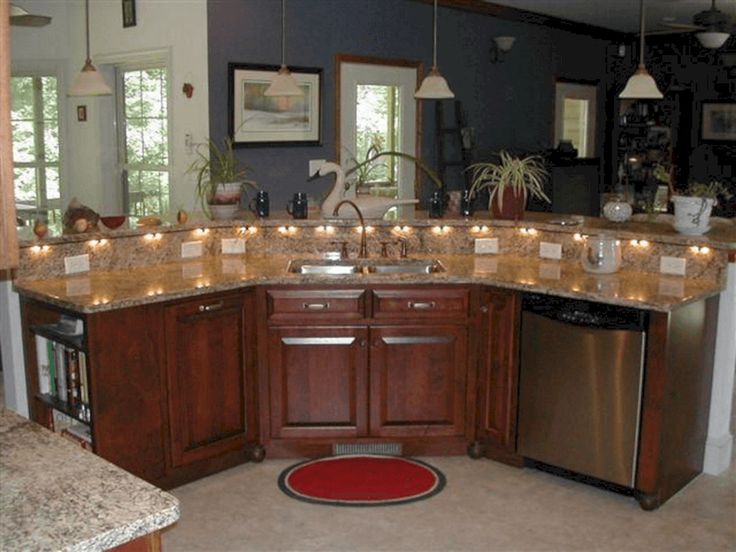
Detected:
[
  {"left": 11, "top": 73, "right": 62, "bottom": 227},
  {"left": 116, "top": 63, "right": 170, "bottom": 217}
]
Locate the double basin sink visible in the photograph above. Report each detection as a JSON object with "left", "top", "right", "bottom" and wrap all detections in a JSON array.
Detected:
[{"left": 288, "top": 258, "right": 446, "bottom": 275}]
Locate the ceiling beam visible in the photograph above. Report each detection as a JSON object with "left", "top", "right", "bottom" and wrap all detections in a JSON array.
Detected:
[{"left": 409, "top": 0, "right": 629, "bottom": 41}]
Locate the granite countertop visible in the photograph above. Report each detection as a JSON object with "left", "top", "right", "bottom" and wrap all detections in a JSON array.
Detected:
[
  {"left": 0, "top": 409, "right": 179, "bottom": 552},
  {"left": 14, "top": 252, "right": 724, "bottom": 313}
]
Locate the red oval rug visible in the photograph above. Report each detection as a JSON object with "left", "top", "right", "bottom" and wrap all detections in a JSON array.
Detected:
[{"left": 278, "top": 454, "right": 446, "bottom": 507}]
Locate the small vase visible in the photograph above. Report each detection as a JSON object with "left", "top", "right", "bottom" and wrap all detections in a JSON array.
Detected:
[
  {"left": 672, "top": 196, "right": 714, "bottom": 236},
  {"left": 602, "top": 200, "right": 632, "bottom": 223}
]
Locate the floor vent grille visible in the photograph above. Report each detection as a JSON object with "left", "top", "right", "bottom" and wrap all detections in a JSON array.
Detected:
[{"left": 332, "top": 443, "right": 402, "bottom": 456}]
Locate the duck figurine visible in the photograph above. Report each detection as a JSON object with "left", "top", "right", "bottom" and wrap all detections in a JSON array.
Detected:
[{"left": 312, "top": 162, "right": 419, "bottom": 220}]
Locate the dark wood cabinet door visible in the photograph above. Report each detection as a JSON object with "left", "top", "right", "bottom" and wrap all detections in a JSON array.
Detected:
[
  {"left": 369, "top": 325, "right": 468, "bottom": 438},
  {"left": 165, "top": 292, "right": 250, "bottom": 468},
  {"left": 476, "top": 288, "right": 521, "bottom": 462},
  {"left": 268, "top": 326, "right": 368, "bottom": 439}
]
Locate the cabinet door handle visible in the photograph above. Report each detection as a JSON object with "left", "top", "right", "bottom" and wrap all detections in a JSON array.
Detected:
[
  {"left": 303, "top": 302, "right": 330, "bottom": 310},
  {"left": 408, "top": 301, "right": 435, "bottom": 310},
  {"left": 360, "top": 339, "right": 367, "bottom": 347},
  {"left": 198, "top": 301, "right": 224, "bottom": 313},
  {"left": 480, "top": 305, "right": 489, "bottom": 313}
]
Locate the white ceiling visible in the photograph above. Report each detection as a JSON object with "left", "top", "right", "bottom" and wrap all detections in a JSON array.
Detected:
[{"left": 484, "top": 0, "right": 736, "bottom": 33}]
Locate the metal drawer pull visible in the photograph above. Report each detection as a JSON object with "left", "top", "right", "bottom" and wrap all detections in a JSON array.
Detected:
[
  {"left": 409, "top": 301, "right": 436, "bottom": 310},
  {"left": 198, "top": 301, "right": 224, "bottom": 312},
  {"left": 303, "top": 302, "right": 330, "bottom": 310}
]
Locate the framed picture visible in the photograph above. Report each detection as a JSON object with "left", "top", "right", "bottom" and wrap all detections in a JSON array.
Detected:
[
  {"left": 76, "top": 105, "right": 87, "bottom": 122},
  {"left": 122, "top": 0, "right": 136, "bottom": 28},
  {"left": 700, "top": 101, "right": 736, "bottom": 143},
  {"left": 229, "top": 63, "right": 322, "bottom": 147}
]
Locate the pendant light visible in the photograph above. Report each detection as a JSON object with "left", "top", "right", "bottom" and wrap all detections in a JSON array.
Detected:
[
  {"left": 69, "top": 0, "right": 111, "bottom": 96},
  {"left": 619, "top": 0, "right": 663, "bottom": 99},
  {"left": 415, "top": 0, "right": 455, "bottom": 99},
  {"left": 264, "top": 0, "right": 302, "bottom": 97}
]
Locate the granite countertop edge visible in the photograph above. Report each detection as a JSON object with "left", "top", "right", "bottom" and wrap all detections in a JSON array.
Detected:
[{"left": 13, "top": 254, "right": 725, "bottom": 314}]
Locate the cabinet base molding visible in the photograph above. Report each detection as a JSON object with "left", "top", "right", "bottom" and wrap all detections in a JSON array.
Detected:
[{"left": 264, "top": 437, "right": 471, "bottom": 459}]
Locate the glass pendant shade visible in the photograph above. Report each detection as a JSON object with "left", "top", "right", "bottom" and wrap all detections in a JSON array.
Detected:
[
  {"left": 619, "top": 65, "right": 663, "bottom": 99},
  {"left": 415, "top": 67, "right": 455, "bottom": 99},
  {"left": 69, "top": 60, "right": 112, "bottom": 96},
  {"left": 695, "top": 31, "right": 729, "bottom": 49},
  {"left": 69, "top": 0, "right": 111, "bottom": 97},
  {"left": 264, "top": 65, "right": 302, "bottom": 96}
]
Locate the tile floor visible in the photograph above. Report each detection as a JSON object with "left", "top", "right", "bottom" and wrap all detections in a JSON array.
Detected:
[{"left": 162, "top": 455, "right": 735, "bottom": 552}]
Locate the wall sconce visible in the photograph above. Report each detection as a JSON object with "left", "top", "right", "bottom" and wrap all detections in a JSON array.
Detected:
[{"left": 490, "top": 36, "right": 516, "bottom": 63}]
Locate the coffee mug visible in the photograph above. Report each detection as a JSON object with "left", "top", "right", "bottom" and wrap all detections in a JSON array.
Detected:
[
  {"left": 287, "top": 192, "right": 308, "bottom": 219},
  {"left": 249, "top": 190, "right": 270, "bottom": 218}
]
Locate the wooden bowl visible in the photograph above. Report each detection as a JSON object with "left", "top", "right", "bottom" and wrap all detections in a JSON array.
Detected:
[{"left": 100, "top": 215, "right": 126, "bottom": 230}]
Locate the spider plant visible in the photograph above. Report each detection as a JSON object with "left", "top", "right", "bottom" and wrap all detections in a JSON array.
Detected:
[{"left": 467, "top": 151, "right": 550, "bottom": 212}]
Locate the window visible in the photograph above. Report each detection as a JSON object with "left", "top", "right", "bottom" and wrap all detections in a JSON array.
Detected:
[
  {"left": 338, "top": 56, "right": 420, "bottom": 218},
  {"left": 554, "top": 81, "right": 597, "bottom": 158},
  {"left": 116, "top": 64, "right": 170, "bottom": 216},
  {"left": 11, "top": 74, "right": 61, "bottom": 227}
]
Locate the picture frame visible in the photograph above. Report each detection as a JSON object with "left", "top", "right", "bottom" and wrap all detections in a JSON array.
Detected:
[
  {"left": 228, "top": 63, "right": 322, "bottom": 147},
  {"left": 122, "top": 0, "right": 136, "bottom": 28},
  {"left": 700, "top": 101, "right": 736, "bottom": 143}
]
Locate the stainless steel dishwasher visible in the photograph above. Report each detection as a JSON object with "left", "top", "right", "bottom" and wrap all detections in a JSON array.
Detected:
[{"left": 517, "top": 294, "right": 647, "bottom": 488}]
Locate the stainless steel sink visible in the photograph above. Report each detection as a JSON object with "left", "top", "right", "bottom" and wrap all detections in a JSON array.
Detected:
[
  {"left": 365, "top": 259, "right": 446, "bottom": 274},
  {"left": 288, "top": 258, "right": 445, "bottom": 275},
  {"left": 287, "top": 260, "right": 362, "bottom": 275}
]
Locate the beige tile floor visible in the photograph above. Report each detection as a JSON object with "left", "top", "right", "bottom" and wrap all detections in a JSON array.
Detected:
[{"left": 162, "top": 456, "right": 735, "bottom": 552}]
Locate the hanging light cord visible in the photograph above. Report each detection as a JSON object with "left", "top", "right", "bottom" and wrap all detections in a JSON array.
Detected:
[
  {"left": 84, "top": 0, "right": 92, "bottom": 63},
  {"left": 281, "top": 0, "right": 286, "bottom": 67},
  {"left": 432, "top": 0, "right": 438, "bottom": 67},
  {"left": 637, "top": 0, "right": 645, "bottom": 67}
]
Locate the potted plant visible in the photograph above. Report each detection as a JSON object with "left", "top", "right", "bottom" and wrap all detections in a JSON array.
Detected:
[
  {"left": 189, "top": 137, "right": 257, "bottom": 220},
  {"left": 671, "top": 180, "right": 732, "bottom": 236},
  {"left": 467, "top": 151, "right": 550, "bottom": 220}
]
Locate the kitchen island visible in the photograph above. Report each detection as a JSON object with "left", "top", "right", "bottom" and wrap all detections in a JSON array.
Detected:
[{"left": 0, "top": 409, "right": 179, "bottom": 551}]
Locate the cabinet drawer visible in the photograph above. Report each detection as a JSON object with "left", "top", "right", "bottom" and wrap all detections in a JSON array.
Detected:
[
  {"left": 372, "top": 288, "right": 470, "bottom": 320},
  {"left": 266, "top": 289, "right": 367, "bottom": 323}
]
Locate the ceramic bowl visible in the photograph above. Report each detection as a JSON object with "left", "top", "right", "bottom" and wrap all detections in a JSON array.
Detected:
[{"left": 100, "top": 215, "right": 127, "bottom": 230}]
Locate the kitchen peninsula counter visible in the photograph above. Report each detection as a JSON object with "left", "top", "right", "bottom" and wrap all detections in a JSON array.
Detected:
[
  {"left": 14, "top": 252, "right": 724, "bottom": 313},
  {"left": 0, "top": 409, "right": 179, "bottom": 551}
]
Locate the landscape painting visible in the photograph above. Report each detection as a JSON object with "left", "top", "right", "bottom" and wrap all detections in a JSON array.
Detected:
[
  {"left": 701, "top": 101, "right": 736, "bottom": 143},
  {"left": 229, "top": 63, "right": 321, "bottom": 146}
]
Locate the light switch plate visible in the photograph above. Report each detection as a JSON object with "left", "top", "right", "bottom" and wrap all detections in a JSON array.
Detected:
[
  {"left": 221, "top": 238, "right": 245, "bottom": 255},
  {"left": 64, "top": 254, "right": 90, "bottom": 275},
  {"left": 309, "top": 159, "right": 326, "bottom": 176},
  {"left": 474, "top": 238, "right": 498, "bottom": 254},
  {"left": 660, "top": 256, "right": 686, "bottom": 276},
  {"left": 181, "top": 241, "right": 203, "bottom": 259},
  {"left": 539, "top": 241, "right": 562, "bottom": 260}
]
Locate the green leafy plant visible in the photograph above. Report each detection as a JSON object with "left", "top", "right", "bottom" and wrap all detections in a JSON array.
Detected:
[
  {"left": 682, "top": 180, "right": 733, "bottom": 203},
  {"left": 188, "top": 138, "right": 257, "bottom": 214},
  {"left": 344, "top": 149, "right": 443, "bottom": 192},
  {"left": 467, "top": 151, "right": 550, "bottom": 211}
]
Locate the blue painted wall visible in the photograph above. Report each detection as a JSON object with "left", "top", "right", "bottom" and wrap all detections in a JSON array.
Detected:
[{"left": 207, "top": 0, "right": 612, "bottom": 208}]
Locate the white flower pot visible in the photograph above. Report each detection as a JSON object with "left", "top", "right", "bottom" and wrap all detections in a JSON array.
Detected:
[
  {"left": 208, "top": 204, "right": 239, "bottom": 220},
  {"left": 672, "top": 195, "right": 714, "bottom": 236}
]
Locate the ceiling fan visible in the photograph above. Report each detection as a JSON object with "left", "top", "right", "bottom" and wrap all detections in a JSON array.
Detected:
[
  {"left": 9, "top": 3, "right": 52, "bottom": 27},
  {"left": 662, "top": 0, "right": 734, "bottom": 48}
]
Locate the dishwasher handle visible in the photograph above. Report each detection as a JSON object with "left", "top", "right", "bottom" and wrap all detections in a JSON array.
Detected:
[{"left": 522, "top": 293, "right": 647, "bottom": 332}]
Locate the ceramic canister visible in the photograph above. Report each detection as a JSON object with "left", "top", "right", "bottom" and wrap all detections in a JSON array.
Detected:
[{"left": 581, "top": 235, "right": 622, "bottom": 274}]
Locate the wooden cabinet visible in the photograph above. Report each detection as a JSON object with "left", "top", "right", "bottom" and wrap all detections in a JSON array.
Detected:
[
  {"left": 267, "top": 326, "right": 368, "bottom": 439},
  {"left": 369, "top": 325, "right": 467, "bottom": 438},
  {"left": 164, "top": 291, "right": 254, "bottom": 468},
  {"left": 261, "top": 285, "right": 474, "bottom": 456},
  {"left": 473, "top": 287, "right": 522, "bottom": 465}
]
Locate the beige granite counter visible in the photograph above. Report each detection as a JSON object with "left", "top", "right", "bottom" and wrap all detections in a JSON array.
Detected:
[
  {"left": 0, "top": 409, "right": 179, "bottom": 551},
  {"left": 14, "top": 252, "right": 724, "bottom": 313}
]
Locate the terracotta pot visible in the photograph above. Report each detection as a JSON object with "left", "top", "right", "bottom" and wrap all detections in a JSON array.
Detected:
[{"left": 491, "top": 187, "right": 527, "bottom": 220}]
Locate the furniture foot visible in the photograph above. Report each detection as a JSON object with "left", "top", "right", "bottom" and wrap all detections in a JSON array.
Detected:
[
  {"left": 249, "top": 444, "right": 266, "bottom": 463},
  {"left": 467, "top": 441, "right": 485, "bottom": 459},
  {"left": 636, "top": 492, "right": 661, "bottom": 511}
]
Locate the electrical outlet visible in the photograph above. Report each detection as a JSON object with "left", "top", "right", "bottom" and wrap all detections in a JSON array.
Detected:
[
  {"left": 309, "top": 159, "right": 326, "bottom": 176},
  {"left": 539, "top": 241, "right": 562, "bottom": 260},
  {"left": 64, "top": 254, "right": 90, "bottom": 275},
  {"left": 660, "top": 256, "right": 686, "bottom": 276},
  {"left": 181, "top": 241, "right": 203, "bottom": 259},
  {"left": 474, "top": 238, "right": 498, "bottom": 254},
  {"left": 221, "top": 238, "right": 245, "bottom": 255}
]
